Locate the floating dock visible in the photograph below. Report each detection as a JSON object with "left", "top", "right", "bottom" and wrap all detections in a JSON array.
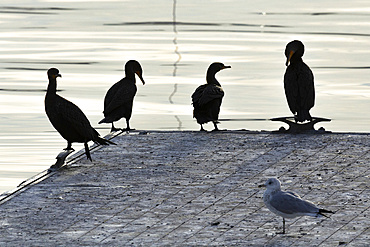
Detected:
[{"left": 0, "top": 131, "right": 369, "bottom": 246}]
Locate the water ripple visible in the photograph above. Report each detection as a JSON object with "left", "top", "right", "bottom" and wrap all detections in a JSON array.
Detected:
[
  {"left": 181, "top": 29, "right": 370, "bottom": 37},
  {"left": 253, "top": 11, "right": 370, "bottom": 16},
  {"left": 0, "top": 89, "right": 64, "bottom": 92},
  {"left": 7, "top": 61, "right": 98, "bottom": 65},
  {"left": 0, "top": 6, "right": 76, "bottom": 15},
  {"left": 105, "top": 21, "right": 288, "bottom": 28},
  {"left": 312, "top": 66, "right": 370, "bottom": 70}
]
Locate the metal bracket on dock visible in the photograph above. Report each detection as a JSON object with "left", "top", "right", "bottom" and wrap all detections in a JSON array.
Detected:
[{"left": 270, "top": 116, "right": 331, "bottom": 133}]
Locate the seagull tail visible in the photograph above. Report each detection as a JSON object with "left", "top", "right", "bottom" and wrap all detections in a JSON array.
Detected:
[{"left": 318, "top": 208, "right": 335, "bottom": 218}]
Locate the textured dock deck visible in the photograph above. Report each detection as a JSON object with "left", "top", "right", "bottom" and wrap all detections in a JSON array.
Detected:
[{"left": 0, "top": 131, "right": 369, "bottom": 246}]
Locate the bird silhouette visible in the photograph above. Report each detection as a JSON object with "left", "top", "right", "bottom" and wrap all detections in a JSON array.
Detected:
[
  {"left": 191, "top": 62, "right": 231, "bottom": 131},
  {"left": 45, "top": 68, "right": 115, "bottom": 161},
  {"left": 99, "top": 60, "right": 145, "bottom": 132},
  {"left": 284, "top": 40, "right": 315, "bottom": 122}
]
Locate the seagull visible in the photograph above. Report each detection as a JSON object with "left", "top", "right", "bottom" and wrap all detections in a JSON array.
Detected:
[{"left": 262, "top": 177, "right": 334, "bottom": 234}]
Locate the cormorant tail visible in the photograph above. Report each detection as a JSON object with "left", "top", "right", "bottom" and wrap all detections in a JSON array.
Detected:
[
  {"left": 95, "top": 136, "right": 116, "bottom": 146},
  {"left": 98, "top": 118, "right": 107, "bottom": 124},
  {"left": 296, "top": 110, "right": 312, "bottom": 122}
]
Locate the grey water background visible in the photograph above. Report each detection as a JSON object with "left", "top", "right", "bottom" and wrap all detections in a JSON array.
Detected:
[{"left": 0, "top": 0, "right": 369, "bottom": 194}]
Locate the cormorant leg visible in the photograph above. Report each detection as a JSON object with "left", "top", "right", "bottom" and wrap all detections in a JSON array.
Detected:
[
  {"left": 64, "top": 142, "right": 75, "bottom": 151},
  {"left": 111, "top": 123, "right": 122, "bottom": 132},
  {"left": 122, "top": 119, "right": 134, "bottom": 131},
  {"left": 212, "top": 121, "right": 219, "bottom": 131},
  {"left": 277, "top": 218, "right": 286, "bottom": 234},
  {"left": 200, "top": 124, "right": 206, "bottom": 131},
  {"left": 84, "top": 142, "right": 92, "bottom": 162}
]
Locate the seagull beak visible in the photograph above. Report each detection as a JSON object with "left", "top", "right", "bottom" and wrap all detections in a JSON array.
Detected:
[
  {"left": 285, "top": 50, "right": 294, "bottom": 66},
  {"left": 222, "top": 65, "right": 231, "bottom": 70},
  {"left": 136, "top": 71, "right": 145, "bottom": 85}
]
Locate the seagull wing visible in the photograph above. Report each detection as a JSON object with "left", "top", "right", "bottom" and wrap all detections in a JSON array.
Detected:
[{"left": 269, "top": 191, "right": 319, "bottom": 216}]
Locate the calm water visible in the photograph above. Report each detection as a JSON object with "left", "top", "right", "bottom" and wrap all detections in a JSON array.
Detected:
[{"left": 0, "top": 0, "right": 369, "bottom": 194}]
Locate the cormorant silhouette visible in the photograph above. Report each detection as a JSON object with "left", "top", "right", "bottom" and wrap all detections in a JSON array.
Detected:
[
  {"left": 191, "top": 62, "right": 231, "bottom": 131},
  {"left": 99, "top": 60, "right": 145, "bottom": 132},
  {"left": 284, "top": 40, "right": 315, "bottom": 122},
  {"left": 45, "top": 68, "right": 115, "bottom": 161}
]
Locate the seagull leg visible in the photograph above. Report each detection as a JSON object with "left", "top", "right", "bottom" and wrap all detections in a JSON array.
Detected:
[{"left": 277, "top": 218, "right": 286, "bottom": 234}]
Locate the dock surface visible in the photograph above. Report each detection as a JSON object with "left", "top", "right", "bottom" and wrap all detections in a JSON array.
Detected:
[{"left": 0, "top": 131, "right": 369, "bottom": 246}]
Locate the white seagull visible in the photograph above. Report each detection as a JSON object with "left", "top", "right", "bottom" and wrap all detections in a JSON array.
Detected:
[{"left": 262, "top": 177, "right": 334, "bottom": 234}]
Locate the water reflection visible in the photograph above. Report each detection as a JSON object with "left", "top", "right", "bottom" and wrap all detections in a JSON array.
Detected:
[
  {"left": 171, "top": 0, "right": 181, "bottom": 78},
  {"left": 168, "top": 0, "right": 183, "bottom": 130}
]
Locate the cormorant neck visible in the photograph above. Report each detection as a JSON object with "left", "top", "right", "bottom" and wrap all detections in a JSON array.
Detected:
[
  {"left": 47, "top": 77, "right": 57, "bottom": 95},
  {"left": 289, "top": 57, "right": 303, "bottom": 66},
  {"left": 125, "top": 70, "right": 136, "bottom": 81},
  {"left": 206, "top": 70, "right": 220, "bottom": 86}
]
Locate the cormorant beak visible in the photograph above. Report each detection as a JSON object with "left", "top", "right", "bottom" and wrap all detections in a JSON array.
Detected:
[
  {"left": 285, "top": 50, "right": 294, "bottom": 66},
  {"left": 258, "top": 184, "right": 266, "bottom": 188},
  {"left": 135, "top": 71, "right": 145, "bottom": 85},
  {"left": 222, "top": 65, "right": 231, "bottom": 70},
  {"left": 54, "top": 74, "right": 62, "bottom": 79}
]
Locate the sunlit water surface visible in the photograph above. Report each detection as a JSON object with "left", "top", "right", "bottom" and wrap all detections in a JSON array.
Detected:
[{"left": 0, "top": 0, "right": 369, "bottom": 193}]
